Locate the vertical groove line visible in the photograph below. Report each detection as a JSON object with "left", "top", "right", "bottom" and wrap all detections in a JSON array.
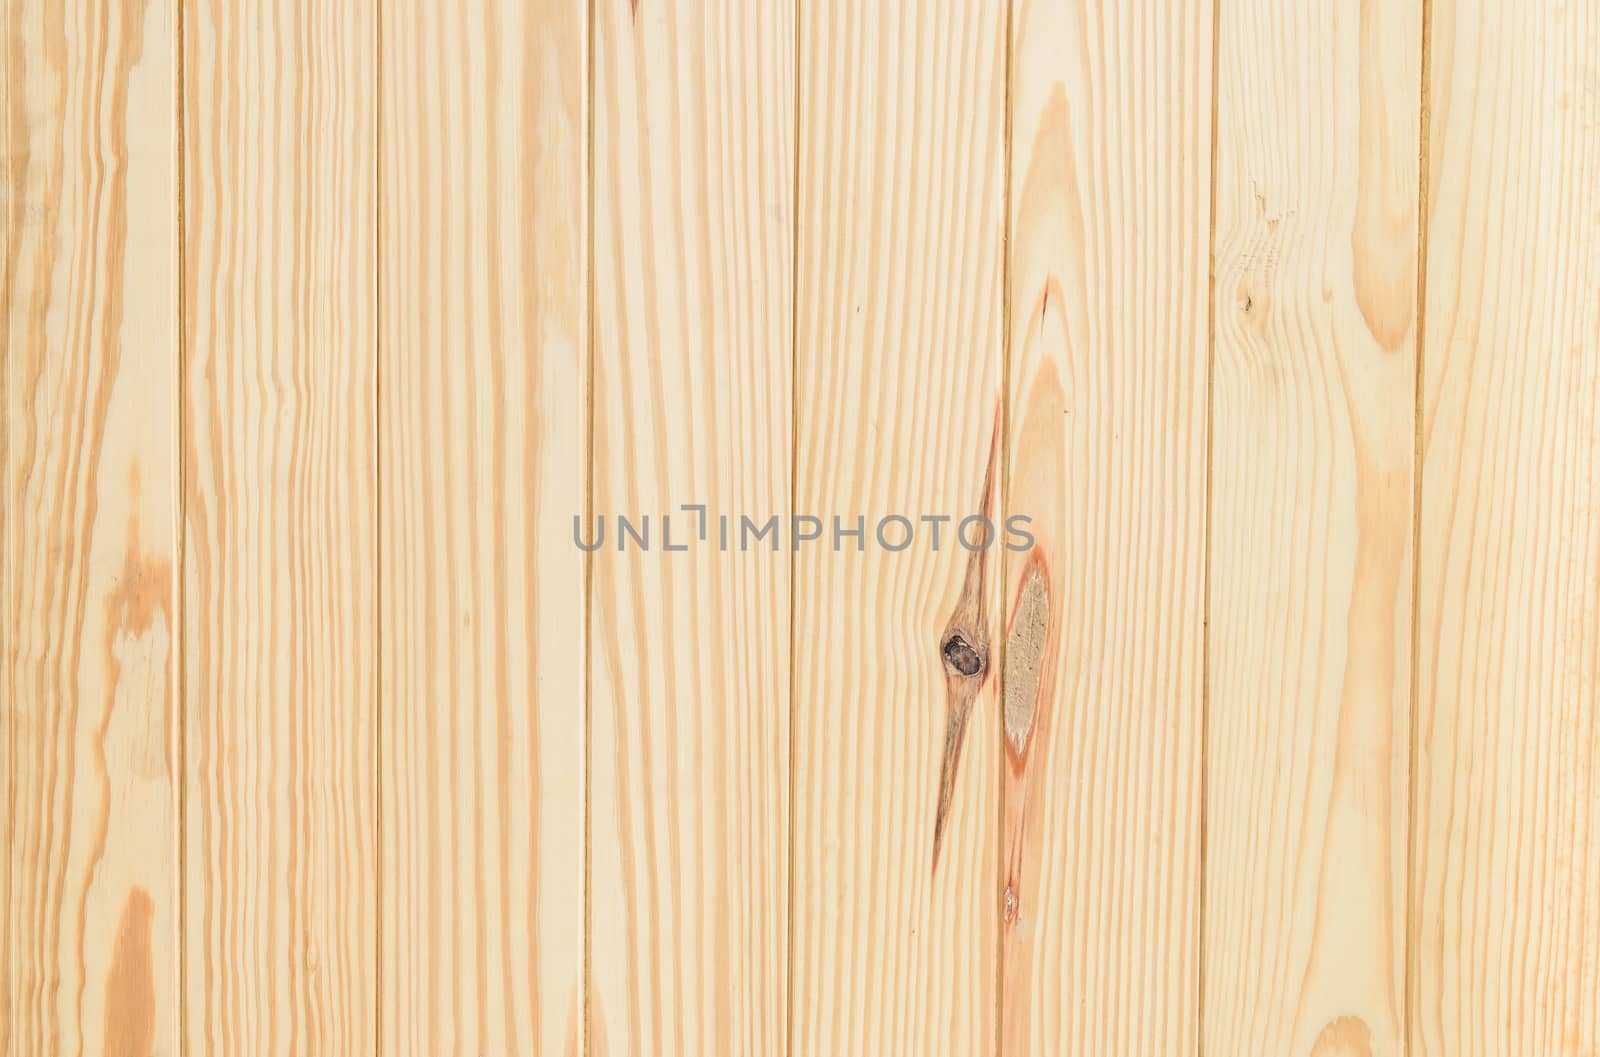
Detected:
[
  {"left": 1405, "top": 0, "right": 1434, "bottom": 1053},
  {"left": 996, "top": 0, "right": 1014, "bottom": 1050},
  {"left": 1197, "top": 0, "right": 1222, "bottom": 1051},
  {"left": 3, "top": 0, "right": 13, "bottom": 1043},
  {"left": 583, "top": 0, "right": 596, "bottom": 1052},
  {"left": 373, "top": 0, "right": 383, "bottom": 1047},
  {"left": 4, "top": 0, "right": 13, "bottom": 1044},
  {"left": 175, "top": 0, "right": 188, "bottom": 1052},
  {"left": 785, "top": 0, "right": 799, "bottom": 1051}
]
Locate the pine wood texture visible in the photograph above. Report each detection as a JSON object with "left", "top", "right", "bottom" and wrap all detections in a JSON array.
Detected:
[
  {"left": 181, "top": 0, "right": 376, "bottom": 1052},
  {"left": 792, "top": 2, "right": 1006, "bottom": 1054},
  {"left": 4, "top": 2, "right": 178, "bottom": 1055},
  {"left": 378, "top": 0, "right": 587, "bottom": 1053},
  {"left": 1205, "top": 1, "right": 1421, "bottom": 1055},
  {"left": 7, "top": 1, "right": 1600, "bottom": 1055},
  {"left": 1412, "top": 0, "right": 1600, "bottom": 1054},
  {"left": 588, "top": 0, "right": 791, "bottom": 1054},
  {"left": 1003, "top": 1, "right": 1213, "bottom": 1053}
]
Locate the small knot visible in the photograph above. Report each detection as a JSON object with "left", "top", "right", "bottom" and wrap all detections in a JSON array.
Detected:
[{"left": 942, "top": 633, "right": 984, "bottom": 677}]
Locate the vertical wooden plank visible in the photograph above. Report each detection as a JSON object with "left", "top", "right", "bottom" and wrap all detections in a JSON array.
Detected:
[
  {"left": 182, "top": 0, "right": 375, "bottom": 1050},
  {"left": 792, "top": 2, "right": 1005, "bottom": 1053},
  {"left": 1003, "top": 1, "right": 1212, "bottom": 1054},
  {"left": 4, "top": 0, "right": 179, "bottom": 1053},
  {"left": 1203, "top": 0, "right": 1420, "bottom": 1054},
  {"left": 379, "top": 0, "right": 587, "bottom": 1051},
  {"left": 1412, "top": 0, "right": 1600, "bottom": 1053},
  {"left": 588, "top": 0, "right": 791, "bottom": 1052}
]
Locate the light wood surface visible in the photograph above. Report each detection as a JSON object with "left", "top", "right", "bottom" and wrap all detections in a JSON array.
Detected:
[
  {"left": 588, "top": 0, "right": 791, "bottom": 1054},
  {"left": 377, "top": 0, "right": 587, "bottom": 1053},
  {"left": 792, "top": 3, "right": 1006, "bottom": 1054},
  {"left": 5, "top": 3, "right": 179, "bottom": 1055},
  {"left": 6, "top": 0, "right": 1600, "bottom": 1054},
  {"left": 1412, "top": 0, "right": 1600, "bottom": 1054},
  {"left": 1004, "top": 0, "right": 1212, "bottom": 1052},
  {"left": 1205, "top": 1, "right": 1421, "bottom": 1056},
  {"left": 181, "top": 0, "right": 376, "bottom": 1051}
]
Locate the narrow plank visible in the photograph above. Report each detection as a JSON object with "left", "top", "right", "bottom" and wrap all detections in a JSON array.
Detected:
[
  {"left": 378, "top": 0, "right": 587, "bottom": 1051},
  {"left": 4, "top": 0, "right": 179, "bottom": 1054},
  {"left": 1003, "top": 1, "right": 1211, "bottom": 1053},
  {"left": 792, "top": 2, "right": 1005, "bottom": 1052},
  {"left": 1412, "top": 0, "right": 1600, "bottom": 1052},
  {"left": 181, "top": 0, "right": 376, "bottom": 1050},
  {"left": 1203, "top": 1, "right": 1421, "bottom": 1054},
  {"left": 588, "top": 0, "right": 791, "bottom": 1052}
]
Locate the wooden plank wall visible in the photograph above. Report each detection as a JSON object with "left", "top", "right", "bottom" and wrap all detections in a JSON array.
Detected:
[{"left": 4, "top": 0, "right": 1598, "bottom": 1055}]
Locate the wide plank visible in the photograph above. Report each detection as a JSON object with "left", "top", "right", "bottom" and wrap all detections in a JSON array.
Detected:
[
  {"left": 5, "top": 2, "right": 179, "bottom": 1054},
  {"left": 181, "top": 0, "right": 376, "bottom": 1050},
  {"left": 588, "top": 0, "right": 792, "bottom": 1052},
  {"left": 378, "top": 0, "right": 588, "bottom": 1052},
  {"left": 1004, "top": 0, "right": 1212, "bottom": 1053},
  {"left": 1203, "top": 0, "right": 1421, "bottom": 1055},
  {"left": 1411, "top": 0, "right": 1600, "bottom": 1053},
  {"left": 792, "top": 2, "right": 1007, "bottom": 1052}
]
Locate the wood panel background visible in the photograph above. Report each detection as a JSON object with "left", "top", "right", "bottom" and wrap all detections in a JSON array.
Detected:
[{"left": 5, "top": 0, "right": 1598, "bottom": 1055}]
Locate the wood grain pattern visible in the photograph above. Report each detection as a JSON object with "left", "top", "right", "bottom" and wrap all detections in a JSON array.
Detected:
[
  {"left": 8, "top": 1, "right": 1600, "bottom": 1051},
  {"left": 4, "top": 1, "right": 178, "bottom": 1054},
  {"left": 1412, "top": 0, "right": 1600, "bottom": 1053},
  {"left": 181, "top": 0, "right": 375, "bottom": 1051},
  {"left": 588, "top": 0, "right": 791, "bottom": 1052},
  {"left": 1003, "top": 1, "right": 1212, "bottom": 1053},
  {"left": 792, "top": 2, "right": 1005, "bottom": 1053},
  {"left": 1204, "top": 1, "right": 1421, "bottom": 1055},
  {"left": 378, "top": 0, "right": 587, "bottom": 1052}
]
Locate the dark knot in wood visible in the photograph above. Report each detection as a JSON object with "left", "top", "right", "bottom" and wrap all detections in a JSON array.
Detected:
[{"left": 941, "top": 632, "right": 985, "bottom": 677}]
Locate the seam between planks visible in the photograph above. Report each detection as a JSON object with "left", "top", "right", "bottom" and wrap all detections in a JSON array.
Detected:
[
  {"left": 372, "top": 0, "right": 383, "bottom": 1049},
  {"left": 786, "top": 0, "right": 799, "bottom": 1052},
  {"left": 3, "top": 0, "right": 11, "bottom": 1040},
  {"left": 1404, "top": 0, "right": 1435, "bottom": 1054},
  {"left": 3, "top": 0, "right": 11, "bottom": 1043},
  {"left": 996, "top": 0, "right": 1015, "bottom": 1051},
  {"left": 1198, "top": 0, "right": 1223, "bottom": 1051},
  {"left": 583, "top": 0, "right": 596, "bottom": 1052},
  {"left": 174, "top": 0, "right": 188, "bottom": 1054}
]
